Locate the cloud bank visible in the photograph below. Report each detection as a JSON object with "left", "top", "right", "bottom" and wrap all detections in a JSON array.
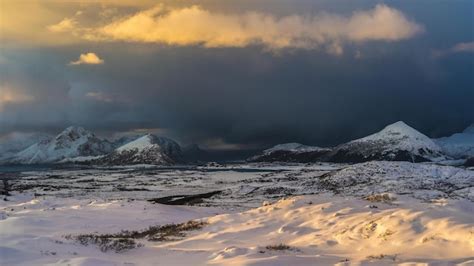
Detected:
[{"left": 58, "top": 4, "right": 422, "bottom": 54}]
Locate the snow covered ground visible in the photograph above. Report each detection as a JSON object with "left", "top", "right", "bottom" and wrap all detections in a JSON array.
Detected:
[{"left": 1, "top": 162, "right": 473, "bottom": 265}]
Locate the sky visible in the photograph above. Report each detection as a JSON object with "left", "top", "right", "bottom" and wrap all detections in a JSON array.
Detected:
[{"left": 0, "top": 0, "right": 473, "bottom": 150}]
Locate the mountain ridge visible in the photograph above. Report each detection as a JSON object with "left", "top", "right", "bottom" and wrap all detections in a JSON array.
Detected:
[
  {"left": 249, "top": 121, "right": 448, "bottom": 163},
  {"left": 7, "top": 126, "right": 113, "bottom": 164},
  {"left": 1, "top": 127, "right": 182, "bottom": 166}
]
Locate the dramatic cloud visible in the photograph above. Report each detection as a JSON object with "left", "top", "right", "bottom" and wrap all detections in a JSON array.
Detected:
[
  {"left": 61, "top": 4, "right": 423, "bottom": 54},
  {"left": 0, "top": 1, "right": 472, "bottom": 150},
  {"left": 69, "top": 53, "right": 104, "bottom": 65}
]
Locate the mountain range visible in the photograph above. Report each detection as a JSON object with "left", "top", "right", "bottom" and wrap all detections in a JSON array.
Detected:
[
  {"left": 1, "top": 121, "right": 473, "bottom": 166},
  {"left": 250, "top": 121, "right": 474, "bottom": 165},
  {"left": 9, "top": 127, "right": 114, "bottom": 164},
  {"left": 1, "top": 127, "right": 182, "bottom": 166}
]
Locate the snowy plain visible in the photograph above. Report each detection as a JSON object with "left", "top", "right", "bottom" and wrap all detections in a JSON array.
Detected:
[{"left": 1, "top": 162, "right": 473, "bottom": 265}]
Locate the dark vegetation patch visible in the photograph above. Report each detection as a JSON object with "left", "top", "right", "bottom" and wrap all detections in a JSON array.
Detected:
[
  {"left": 265, "top": 244, "right": 299, "bottom": 252},
  {"left": 64, "top": 220, "right": 207, "bottom": 253},
  {"left": 148, "top": 191, "right": 222, "bottom": 205},
  {"left": 366, "top": 254, "right": 398, "bottom": 261},
  {"left": 363, "top": 193, "right": 396, "bottom": 203},
  {"left": 115, "top": 186, "right": 150, "bottom": 191}
]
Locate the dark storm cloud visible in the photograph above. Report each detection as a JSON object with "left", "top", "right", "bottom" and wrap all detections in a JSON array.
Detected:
[{"left": 0, "top": 1, "right": 473, "bottom": 149}]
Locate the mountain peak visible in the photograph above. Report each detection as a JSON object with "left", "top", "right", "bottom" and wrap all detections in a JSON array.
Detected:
[
  {"left": 360, "top": 121, "right": 428, "bottom": 143},
  {"left": 62, "top": 126, "right": 87, "bottom": 134},
  {"left": 56, "top": 126, "right": 92, "bottom": 141},
  {"left": 115, "top": 134, "right": 180, "bottom": 153},
  {"left": 100, "top": 133, "right": 182, "bottom": 165},
  {"left": 381, "top": 121, "right": 417, "bottom": 134}
]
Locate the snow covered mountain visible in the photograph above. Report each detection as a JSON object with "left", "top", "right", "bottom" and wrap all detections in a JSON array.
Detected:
[
  {"left": 249, "top": 143, "right": 331, "bottom": 163},
  {"left": 435, "top": 124, "right": 474, "bottom": 159},
  {"left": 327, "top": 121, "right": 445, "bottom": 163},
  {"left": 7, "top": 126, "right": 113, "bottom": 164},
  {"left": 0, "top": 133, "right": 52, "bottom": 160},
  {"left": 95, "top": 134, "right": 182, "bottom": 165}
]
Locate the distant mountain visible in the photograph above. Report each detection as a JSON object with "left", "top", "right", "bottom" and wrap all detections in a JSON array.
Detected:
[
  {"left": 248, "top": 143, "right": 331, "bottom": 163},
  {"left": 94, "top": 134, "right": 182, "bottom": 165},
  {"left": 248, "top": 122, "right": 446, "bottom": 164},
  {"left": 327, "top": 121, "right": 445, "bottom": 163},
  {"left": 0, "top": 133, "right": 52, "bottom": 160},
  {"left": 1, "top": 127, "right": 184, "bottom": 166},
  {"left": 7, "top": 126, "right": 113, "bottom": 164},
  {"left": 182, "top": 144, "right": 211, "bottom": 163},
  {"left": 435, "top": 124, "right": 474, "bottom": 159}
]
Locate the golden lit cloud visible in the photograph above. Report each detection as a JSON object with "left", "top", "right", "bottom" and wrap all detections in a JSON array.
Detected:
[
  {"left": 75, "top": 4, "right": 423, "bottom": 54},
  {"left": 47, "top": 18, "right": 78, "bottom": 33},
  {"left": 69, "top": 53, "right": 104, "bottom": 65},
  {"left": 0, "top": 1, "right": 422, "bottom": 54},
  {"left": 0, "top": 0, "right": 159, "bottom": 47}
]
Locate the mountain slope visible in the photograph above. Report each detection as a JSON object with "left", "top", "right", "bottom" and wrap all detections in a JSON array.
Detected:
[
  {"left": 435, "top": 124, "right": 474, "bottom": 159},
  {"left": 8, "top": 127, "right": 113, "bottom": 164},
  {"left": 110, "top": 135, "right": 143, "bottom": 149},
  {"left": 95, "top": 134, "right": 182, "bottom": 165},
  {"left": 0, "top": 133, "right": 52, "bottom": 161},
  {"left": 249, "top": 143, "right": 331, "bottom": 163},
  {"left": 327, "top": 121, "right": 445, "bottom": 163}
]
